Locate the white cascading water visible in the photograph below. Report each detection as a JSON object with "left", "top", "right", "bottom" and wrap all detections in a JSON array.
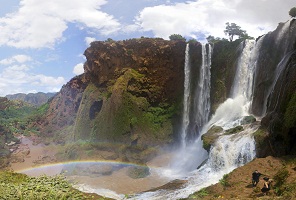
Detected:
[
  {"left": 180, "top": 43, "right": 191, "bottom": 148},
  {"left": 168, "top": 44, "right": 211, "bottom": 174},
  {"left": 194, "top": 44, "right": 212, "bottom": 133},
  {"left": 262, "top": 20, "right": 292, "bottom": 115},
  {"left": 263, "top": 50, "right": 295, "bottom": 114},
  {"left": 132, "top": 40, "right": 261, "bottom": 199},
  {"left": 205, "top": 39, "right": 260, "bottom": 130}
]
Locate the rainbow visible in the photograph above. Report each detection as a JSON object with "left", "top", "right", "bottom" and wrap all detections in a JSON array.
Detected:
[{"left": 16, "top": 160, "right": 153, "bottom": 176}]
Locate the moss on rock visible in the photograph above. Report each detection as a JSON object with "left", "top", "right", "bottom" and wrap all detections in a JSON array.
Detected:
[
  {"left": 224, "top": 126, "right": 244, "bottom": 135},
  {"left": 241, "top": 116, "right": 256, "bottom": 125},
  {"left": 202, "top": 125, "right": 223, "bottom": 151},
  {"left": 126, "top": 165, "right": 150, "bottom": 179}
]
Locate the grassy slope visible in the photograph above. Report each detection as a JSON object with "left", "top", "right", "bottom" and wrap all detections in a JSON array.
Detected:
[{"left": 0, "top": 171, "right": 111, "bottom": 200}]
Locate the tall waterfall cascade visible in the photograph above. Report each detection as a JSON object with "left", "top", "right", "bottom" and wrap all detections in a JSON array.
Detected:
[
  {"left": 201, "top": 39, "right": 259, "bottom": 174},
  {"left": 133, "top": 40, "right": 262, "bottom": 200},
  {"left": 194, "top": 44, "right": 212, "bottom": 134},
  {"left": 204, "top": 39, "right": 261, "bottom": 130},
  {"left": 170, "top": 43, "right": 212, "bottom": 174},
  {"left": 181, "top": 43, "right": 191, "bottom": 148},
  {"left": 262, "top": 20, "right": 295, "bottom": 115}
]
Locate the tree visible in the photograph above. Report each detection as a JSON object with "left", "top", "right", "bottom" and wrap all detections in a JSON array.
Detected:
[
  {"left": 289, "top": 7, "right": 296, "bottom": 17},
  {"left": 206, "top": 35, "right": 227, "bottom": 44},
  {"left": 239, "top": 33, "right": 254, "bottom": 40},
  {"left": 169, "top": 34, "right": 186, "bottom": 41},
  {"left": 224, "top": 22, "right": 247, "bottom": 41}
]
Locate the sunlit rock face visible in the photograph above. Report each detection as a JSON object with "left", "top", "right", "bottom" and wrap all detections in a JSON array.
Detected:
[
  {"left": 41, "top": 38, "right": 204, "bottom": 147},
  {"left": 38, "top": 20, "right": 296, "bottom": 156}
]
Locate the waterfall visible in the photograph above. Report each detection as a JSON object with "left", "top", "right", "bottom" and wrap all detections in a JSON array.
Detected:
[
  {"left": 132, "top": 39, "right": 261, "bottom": 200},
  {"left": 204, "top": 39, "right": 260, "bottom": 130},
  {"left": 231, "top": 40, "right": 256, "bottom": 100},
  {"left": 263, "top": 50, "right": 296, "bottom": 114},
  {"left": 169, "top": 43, "right": 212, "bottom": 174},
  {"left": 181, "top": 43, "right": 191, "bottom": 148},
  {"left": 194, "top": 44, "right": 212, "bottom": 134},
  {"left": 207, "top": 127, "right": 256, "bottom": 172}
]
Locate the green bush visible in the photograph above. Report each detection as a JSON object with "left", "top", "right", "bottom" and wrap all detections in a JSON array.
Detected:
[
  {"left": 169, "top": 34, "right": 186, "bottom": 41},
  {"left": 219, "top": 173, "right": 230, "bottom": 187},
  {"left": 0, "top": 171, "right": 87, "bottom": 200},
  {"left": 289, "top": 7, "right": 296, "bottom": 17},
  {"left": 224, "top": 125, "right": 243, "bottom": 135}
]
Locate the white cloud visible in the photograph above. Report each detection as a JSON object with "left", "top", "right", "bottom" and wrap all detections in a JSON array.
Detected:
[
  {"left": 32, "top": 75, "right": 66, "bottom": 86},
  {"left": 73, "top": 63, "right": 84, "bottom": 75},
  {"left": 85, "top": 37, "right": 96, "bottom": 46},
  {"left": 0, "top": 64, "right": 66, "bottom": 96},
  {"left": 0, "top": 0, "right": 121, "bottom": 48},
  {"left": 0, "top": 55, "right": 32, "bottom": 65},
  {"left": 135, "top": 0, "right": 296, "bottom": 40}
]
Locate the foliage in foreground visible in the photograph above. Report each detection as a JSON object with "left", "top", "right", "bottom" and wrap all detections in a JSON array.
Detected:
[{"left": 0, "top": 171, "right": 101, "bottom": 200}]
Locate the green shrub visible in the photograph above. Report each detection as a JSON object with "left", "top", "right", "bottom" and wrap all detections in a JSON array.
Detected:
[
  {"left": 273, "top": 168, "right": 289, "bottom": 196},
  {"left": 0, "top": 171, "right": 87, "bottom": 199},
  {"left": 289, "top": 7, "right": 296, "bottom": 17},
  {"left": 219, "top": 173, "right": 230, "bottom": 187},
  {"left": 224, "top": 125, "right": 243, "bottom": 135},
  {"left": 169, "top": 34, "right": 186, "bottom": 41}
]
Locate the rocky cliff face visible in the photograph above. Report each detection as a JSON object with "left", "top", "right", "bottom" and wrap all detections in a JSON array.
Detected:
[
  {"left": 252, "top": 19, "right": 296, "bottom": 116},
  {"left": 38, "top": 21, "right": 295, "bottom": 156},
  {"left": 38, "top": 75, "right": 89, "bottom": 141},
  {"left": 210, "top": 40, "right": 242, "bottom": 113},
  {"left": 252, "top": 19, "right": 296, "bottom": 156},
  {"left": 40, "top": 38, "right": 202, "bottom": 147}
]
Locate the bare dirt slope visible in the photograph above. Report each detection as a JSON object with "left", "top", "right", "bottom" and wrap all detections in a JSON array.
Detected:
[{"left": 185, "top": 156, "right": 296, "bottom": 200}]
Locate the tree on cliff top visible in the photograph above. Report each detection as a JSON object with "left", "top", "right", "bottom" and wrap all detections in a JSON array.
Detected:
[
  {"left": 289, "top": 7, "right": 296, "bottom": 17},
  {"left": 169, "top": 34, "right": 186, "bottom": 41},
  {"left": 224, "top": 22, "right": 249, "bottom": 41}
]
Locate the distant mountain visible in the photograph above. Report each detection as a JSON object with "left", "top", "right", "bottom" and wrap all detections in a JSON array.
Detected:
[{"left": 6, "top": 92, "right": 56, "bottom": 106}]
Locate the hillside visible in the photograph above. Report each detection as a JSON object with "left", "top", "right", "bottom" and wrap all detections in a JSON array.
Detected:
[
  {"left": 6, "top": 92, "right": 56, "bottom": 107},
  {"left": 0, "top": 97, "right": 35, "bottom": 167},
  {"left": 183, "top": 156, "right": 296, "bottom": 199}
]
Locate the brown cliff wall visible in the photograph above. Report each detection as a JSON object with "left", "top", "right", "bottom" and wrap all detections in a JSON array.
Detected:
[
  {"left": 253, "top": 19, "right": 296, "bottom": 156},
  {"left": 40, "top": 38, "right": 204, "bottom": 147}
]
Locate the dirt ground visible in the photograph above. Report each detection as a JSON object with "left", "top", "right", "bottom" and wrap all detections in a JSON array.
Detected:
[{"left": 194, "top": 156, "right": 296, "bottom": 200}]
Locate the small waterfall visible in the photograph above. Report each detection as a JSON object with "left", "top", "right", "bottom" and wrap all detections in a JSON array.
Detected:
[
  {"left": 194, "top": 44, "right": 212, "bottom": 134},
  {"left": 263, "top": 50, "right": 296, "bottom": 114},
  {"left": 207, "top": 127, "right": 256, "bottom": 172},
  {"left": 181, "top": 43, "right": 191, "bottom": 148}
]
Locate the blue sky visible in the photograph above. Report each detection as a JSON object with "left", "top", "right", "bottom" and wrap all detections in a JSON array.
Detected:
[{"left": 0, "top": 0, "right": 294, "bottom": 96}]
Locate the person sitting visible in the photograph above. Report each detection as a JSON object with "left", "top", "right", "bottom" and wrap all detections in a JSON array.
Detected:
[
  {"left": 252, "top": 170, "right": 263, "bottom": 187},
  {"left": 261, "top": 177, "right": 273, "bottom": 195}
]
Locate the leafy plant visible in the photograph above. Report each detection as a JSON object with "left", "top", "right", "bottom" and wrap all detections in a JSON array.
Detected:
[
  {"left": 219, "top": 173, "right": 230, "bottom": 187},
  {"left": 169, "top": 34, "right": 186, "bottom": 41},
  {"left": 289, "top": 7, "right": 296, "bottom": 17},
  {"left": 0, "top": 171, "right": 98, "bottom": 199},
  {"left": 273, "top": 168, "right": 289, "bottom": 195}
]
